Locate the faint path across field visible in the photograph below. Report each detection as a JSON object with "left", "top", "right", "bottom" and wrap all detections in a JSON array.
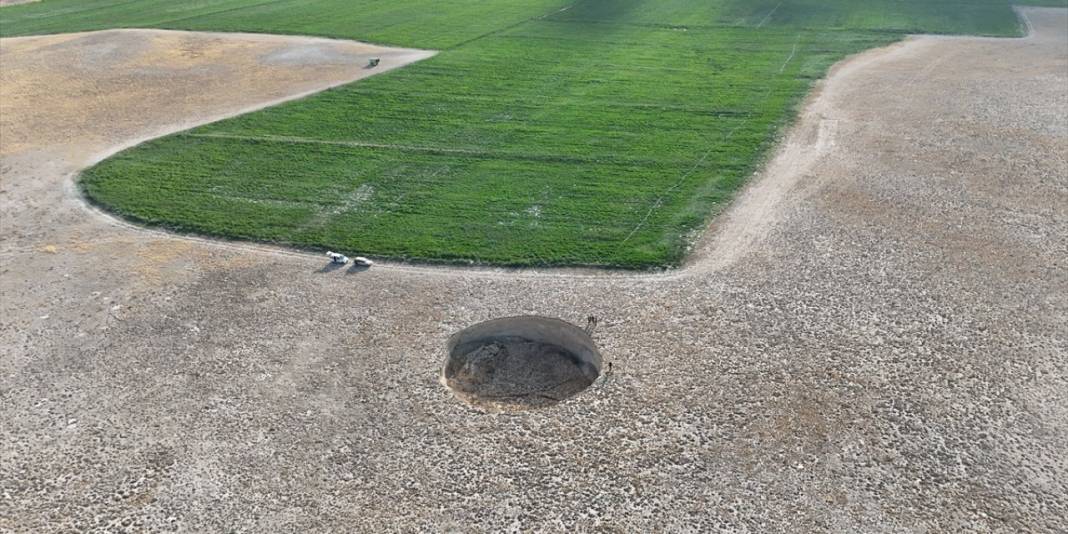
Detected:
[
  {"left": 0, "top": 28, "right": 433, "bottom": 160},
  {"left": 1, "top": 8, "right": 1065, "bottom": 532}
]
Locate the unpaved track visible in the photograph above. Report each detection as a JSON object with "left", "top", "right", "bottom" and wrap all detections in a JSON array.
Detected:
[{"left": 1, "top": 9, "right": 1066, "bottom": 532}]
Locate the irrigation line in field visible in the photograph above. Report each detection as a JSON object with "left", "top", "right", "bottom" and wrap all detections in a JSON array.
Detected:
[
  {"left": 620, "top": 35, "right": 802, "bottom": 245},
  {"left": 780, "top": 33, "right": 801, "bottom": 73},
  {"left": 184, "top": 132, "right": 652, "bottom": 166},
  {"left": 445, "top": 2, "right": 575, "bottom": 50},
  {"left": 620, "top": 120, "right": 743, "bottom": 244},
  {"left": 540, "top": 3, "right": 574, "bottom": 19},
  {"left": 187, "top": 132, "right": 492, "bottom": 156},
  {"left": 756, "top": 1, "right": 783, "bottom": 29}
]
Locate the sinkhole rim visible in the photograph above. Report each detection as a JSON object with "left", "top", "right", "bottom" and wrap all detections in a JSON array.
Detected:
[{"left": 442, "top": 315, "right": 603, "bottom": 412}]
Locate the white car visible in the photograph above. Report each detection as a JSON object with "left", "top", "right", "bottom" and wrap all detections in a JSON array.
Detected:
[{"left": 352, "top": 256, "right": 374, "bottom": 267}]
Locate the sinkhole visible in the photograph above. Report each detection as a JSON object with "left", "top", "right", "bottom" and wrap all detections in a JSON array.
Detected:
[{"left": 443, "top": 316, "right": 602, "bottom": 412}]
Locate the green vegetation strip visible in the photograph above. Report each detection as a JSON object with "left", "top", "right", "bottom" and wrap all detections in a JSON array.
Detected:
[{"left": 2, "top": 1, "right": 1029, "bottom": 268}]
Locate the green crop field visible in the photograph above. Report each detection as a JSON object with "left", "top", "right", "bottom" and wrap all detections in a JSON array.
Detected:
[{"left": 1, "top": 1, "right": 1030, "bottom": 268}]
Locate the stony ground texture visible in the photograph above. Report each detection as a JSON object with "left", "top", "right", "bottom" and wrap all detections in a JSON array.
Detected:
[{"left": 1, "top": 8, "right": 1066, "bottom": 533}]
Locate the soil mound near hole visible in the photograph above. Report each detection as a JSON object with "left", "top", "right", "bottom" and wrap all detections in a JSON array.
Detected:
[{"left": 444, "top": 316, "right": 602, "bottom": 411}]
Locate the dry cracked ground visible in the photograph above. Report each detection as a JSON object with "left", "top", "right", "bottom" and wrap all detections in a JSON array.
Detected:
[{"left": 1, "top": 8, "right": 1066, "bottom": 533}]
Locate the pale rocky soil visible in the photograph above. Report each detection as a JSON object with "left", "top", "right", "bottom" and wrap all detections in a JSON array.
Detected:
[{"left": 1, "top": 9, "right": 1066, "bottom": 533}]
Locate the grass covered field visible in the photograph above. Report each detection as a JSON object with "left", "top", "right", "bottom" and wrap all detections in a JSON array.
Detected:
[
  {"left": 0, "top": 0, "right": 570, "bottom": 48},
  {"left": 2, "top": 0, "right": 1030, "bottom": 268}
]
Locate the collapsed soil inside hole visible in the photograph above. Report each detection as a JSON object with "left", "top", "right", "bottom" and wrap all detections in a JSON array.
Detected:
[
  {"left": 449, "top": 337, "right": 596, "bottom": 405},
  {"left": 444, "top": 317, "right": 602, "bottom": 411}
]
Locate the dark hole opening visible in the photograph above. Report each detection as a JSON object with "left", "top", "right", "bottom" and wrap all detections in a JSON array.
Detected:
[{"left": 443, "top": 316, "right": 602, "bottom": 412}]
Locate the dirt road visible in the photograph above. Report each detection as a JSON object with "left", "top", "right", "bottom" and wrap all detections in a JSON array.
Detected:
[{"left": 1, "top": 9, "right": 1065, "bottom": 532}]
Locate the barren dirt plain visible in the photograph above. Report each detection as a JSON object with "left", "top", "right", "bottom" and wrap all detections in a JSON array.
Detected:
[{"left": 1, "top": 7, "right": 1066, "bottom": 533}]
